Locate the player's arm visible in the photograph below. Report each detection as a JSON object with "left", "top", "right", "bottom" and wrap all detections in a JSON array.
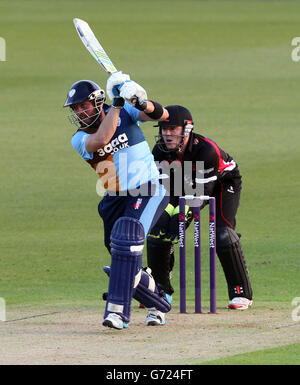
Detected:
[
  {"left": 196, "top": 145, "right": 219, "bottom": 199},
  {"left": 85, "top": 72, "right": 131, "bottom": 153},
  {"left": 85, "top": 101, "right": 122, "bottom": 153},
  {"left": 138, "top": 100, "right": 169, "bottom": 122}
]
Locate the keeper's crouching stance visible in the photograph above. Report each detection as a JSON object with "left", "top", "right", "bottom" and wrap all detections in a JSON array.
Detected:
[
  {"left": 147, "top": 105, "right": 253, "bottom": 311},
  {"left": 64, "top": 71, "right": 172, "bottom": 330}
]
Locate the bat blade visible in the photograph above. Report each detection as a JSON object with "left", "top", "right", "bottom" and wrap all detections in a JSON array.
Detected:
[{"left": 73, "top": 18, "right": 117, "bottom": 74}]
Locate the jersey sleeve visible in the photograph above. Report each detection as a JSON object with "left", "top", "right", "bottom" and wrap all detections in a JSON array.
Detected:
[
  {"left": 152, "top": 144, "right": 160, "bottom": 159},
  {"left": 71, "top": 131, "right": 94, "bottom": 161},
  {"left": 195, "top": 144, "right": 219, "bottom": 199},
  {"left": 123, "top": 102, "right": 141, "bottom": 123}
]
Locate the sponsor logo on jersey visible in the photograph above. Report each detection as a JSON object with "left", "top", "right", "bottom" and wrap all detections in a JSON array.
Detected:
[
  {"left": 133, "top": 198, "right": 143, "bottom": 210},
  {"left": 97, "top": 133, "right": 129, "bottom": 156},
  {"left": 227, "top": 185, "right": 235, "bottom": 194}
]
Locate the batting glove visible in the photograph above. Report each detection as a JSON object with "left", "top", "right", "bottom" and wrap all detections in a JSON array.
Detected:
[
  {"left": 119, "top": 80, "right": 148, "bottom": 110},
  {"left": 106, "top": 71, "right": 130, "bottom": 101}
]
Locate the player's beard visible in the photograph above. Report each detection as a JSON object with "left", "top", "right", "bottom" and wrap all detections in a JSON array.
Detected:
[{"left": 73, "top": 105, "right": 101, "bottom": 129}]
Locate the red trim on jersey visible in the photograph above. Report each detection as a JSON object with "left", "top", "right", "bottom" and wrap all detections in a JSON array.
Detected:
[
  {"left": 220, "top": 182, "right": 233, "bottom": 228},
  {"left": 202, "top": 137, "right": 234, "bottom": 172}
]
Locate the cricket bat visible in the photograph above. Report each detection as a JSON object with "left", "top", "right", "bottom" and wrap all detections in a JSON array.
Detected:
[
  {"left": 73, "top": 18, "right": 117, "bottom": 74},
  {"left": 73, "top": 18, "right": 139, "bottom": 104}
]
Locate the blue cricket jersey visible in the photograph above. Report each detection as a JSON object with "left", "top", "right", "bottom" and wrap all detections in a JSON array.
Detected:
[{"left": 71, "top": 102, "right": 159, "bottom": 192}]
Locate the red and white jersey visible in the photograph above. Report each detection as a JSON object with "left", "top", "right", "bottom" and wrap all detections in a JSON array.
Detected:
[{"left": 152, "top": 132, "right": 241, "bottom": 201}]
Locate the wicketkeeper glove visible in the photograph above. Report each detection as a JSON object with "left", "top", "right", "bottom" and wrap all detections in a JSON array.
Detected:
[
  {"left": 148, "top": 204, "right": 174, "bottom": 240},
  {"left": 163, "top": 205, "right": 193, "bottom": 244}
]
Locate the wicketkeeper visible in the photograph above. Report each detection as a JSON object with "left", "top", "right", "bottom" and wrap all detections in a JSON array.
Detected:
[
  {"left": 64, "top": 72, "right": 172, "bottom": 329},
  {"left": 147, "top": 105, "right": 253, "bottom": 319}
]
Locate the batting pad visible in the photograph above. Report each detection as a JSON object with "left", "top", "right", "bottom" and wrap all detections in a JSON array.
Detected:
[
  {"left": 103, "top": 266, "right": 171, "bottom": 313},
  {"left": 104, "top": 217, "right": 145, "bottom": 323}
]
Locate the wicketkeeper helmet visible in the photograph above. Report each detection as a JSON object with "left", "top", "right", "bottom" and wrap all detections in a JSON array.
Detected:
[{"left": 154, "top": 105, "right": 194, "bottom": 152}]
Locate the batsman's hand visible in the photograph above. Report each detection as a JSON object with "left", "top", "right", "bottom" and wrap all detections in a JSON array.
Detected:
[
  {"left": 106, "top": 71, "right": 130, "bottom": 101},
  {"left": 119, "top": 80, "right": 148, "bottom": 110}
]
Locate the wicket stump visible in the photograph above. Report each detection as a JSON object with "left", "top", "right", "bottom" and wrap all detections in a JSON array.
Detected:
[{"left": 179, "top": 196, "right": 217, "bottom": 313}]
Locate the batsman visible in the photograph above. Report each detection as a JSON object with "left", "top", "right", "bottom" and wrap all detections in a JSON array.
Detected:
[
  {"left": 147, "top": 105, "right": 253, "bottom": 318},
  {"left": 64, "top": 73, "right": 172, "bottom": 329}
]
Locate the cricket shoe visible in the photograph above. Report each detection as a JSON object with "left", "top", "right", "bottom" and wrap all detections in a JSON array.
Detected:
[
  {"left": 103, "top": 313, "right": 129, "bottom": 330},
  {"left": 228, "top": 297, "right": 253, "bottom": 310},
  {"left": 146, "top": 308, "right": 166, "bottom": 326},
  {"left": 146, "top": 294, "right": 172, "bottom": 326}
]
